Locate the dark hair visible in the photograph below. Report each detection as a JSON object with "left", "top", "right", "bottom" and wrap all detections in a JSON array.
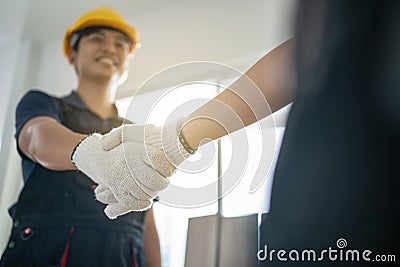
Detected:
[{"left": 70, "top": 26, "right": 131, "bottom": 52}]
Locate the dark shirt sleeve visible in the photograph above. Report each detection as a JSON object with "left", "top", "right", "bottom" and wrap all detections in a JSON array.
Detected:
[{"left": 15, "top": 90, "right": 63, "bottom": 157}]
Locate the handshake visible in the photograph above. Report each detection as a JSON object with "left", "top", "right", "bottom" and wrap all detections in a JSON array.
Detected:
[{"left": 71, "top": 120, "right": 194, "bottom": 219}]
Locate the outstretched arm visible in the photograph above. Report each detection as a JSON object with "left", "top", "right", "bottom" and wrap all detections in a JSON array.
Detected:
[
  {"left": 18, "top": 116, "right": 85, "bottom": 170},
  {"left": 181, "top": 39, "right": 295, "bottom": 149}
]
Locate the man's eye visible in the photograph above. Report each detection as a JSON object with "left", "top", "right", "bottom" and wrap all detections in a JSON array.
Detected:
[
  {"left": 90, "top": 35, "right": 104, "bottom": 42},
  {"left": 116, "top": 41, "right": 127, "bottom": 48}
]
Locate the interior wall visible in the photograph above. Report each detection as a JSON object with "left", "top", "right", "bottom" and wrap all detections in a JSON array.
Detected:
[
  {"left": 0, "top": 40, "right": 41, "bottom": 254},
  {"left": 0, "top": 42, "right": 19, "bottom": 146}
]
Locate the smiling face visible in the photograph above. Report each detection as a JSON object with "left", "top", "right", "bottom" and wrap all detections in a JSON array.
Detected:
[{"left": 69, "top": 28, "right": 131, "bottom": 82}]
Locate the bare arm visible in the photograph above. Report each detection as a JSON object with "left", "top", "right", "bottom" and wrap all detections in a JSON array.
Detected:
[
  {"left": 18, "top": 116, "right": 86, "bottom": 170},
  {"left": 143, "top": 208, "right": 161, "bottom": 267},
  {"left": 182, "top": 39, "right": 295, "bottom": 149}
]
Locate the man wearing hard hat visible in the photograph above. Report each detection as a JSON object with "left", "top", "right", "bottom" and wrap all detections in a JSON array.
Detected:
[{"left": 0, "top": 6, "right": 163, "bottom": 267}]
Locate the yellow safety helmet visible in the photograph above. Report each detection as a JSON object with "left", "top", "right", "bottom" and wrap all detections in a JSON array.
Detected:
[{"left": 63, "top": 6, "right": 139, "bottom": 58}]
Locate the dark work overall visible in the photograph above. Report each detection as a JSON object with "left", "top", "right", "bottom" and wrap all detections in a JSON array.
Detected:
[{"left": 0, "top": 91, "right": 145, "bottom": 267}]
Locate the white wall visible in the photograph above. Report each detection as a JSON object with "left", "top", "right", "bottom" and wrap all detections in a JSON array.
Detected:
[
  {"left": 0, "top": 42, "right": 19, "bottom": 143},
  {"left": 36, "top": 39, "right": 77, "bottom": 96},
  {"left": 0, "top": 40, "right": 41, "bottom": 254}
]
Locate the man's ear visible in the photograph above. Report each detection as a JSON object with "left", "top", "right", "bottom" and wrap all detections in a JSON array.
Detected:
[{"left": 69, "top": 50, "right": 76, "bottom": 65}]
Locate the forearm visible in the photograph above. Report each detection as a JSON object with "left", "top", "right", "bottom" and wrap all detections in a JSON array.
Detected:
[
  {"left": 18, "top": 116, "right": 86, "bottom": 170},
  {"left": 182, "top": 39, "right": 296, "bottom": 149}
]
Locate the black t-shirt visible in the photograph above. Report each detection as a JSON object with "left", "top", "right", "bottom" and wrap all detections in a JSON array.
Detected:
[
  {"left": 15, "top": 89, "right": 123, "bottom": 183},
  {"left": 13, "top": 89, "right": 146, "bottom": 223}
]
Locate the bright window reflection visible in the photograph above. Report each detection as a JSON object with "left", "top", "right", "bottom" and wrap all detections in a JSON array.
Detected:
[{"left": 220, "top": 126, "right": 285, "bottom": 217}]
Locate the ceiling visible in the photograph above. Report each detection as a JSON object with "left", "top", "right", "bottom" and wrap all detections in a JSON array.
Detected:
[
  {"left": 0, "top": 0, "right": 181, "bottom": 42},
  {"left": 0, "top": 0, "right": 178, "bottom": 43}
]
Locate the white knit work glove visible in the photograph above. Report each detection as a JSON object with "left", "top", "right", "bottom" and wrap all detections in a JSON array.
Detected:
[
  {"left": 94, "top": 184, "right": 136, "bottom": 218},
  {"left": 96, "top": 121, "right": 196, "bottom": 215},
  {"left": 102, "top": 120, "right": 195, "bottom": 169},
  {"left": 71, "top": 133, "right": 170, "bottom": 219}
]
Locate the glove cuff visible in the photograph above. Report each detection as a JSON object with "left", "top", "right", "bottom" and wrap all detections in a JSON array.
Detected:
[
  {"left": 71, "top": 134, "right": 101, "bottom": 169},
  {"left": 71, "top": 134, "right": 89, "bottom": 167},
  {"left": 161, "top": 119, "right": 194, "bottom": 167}
]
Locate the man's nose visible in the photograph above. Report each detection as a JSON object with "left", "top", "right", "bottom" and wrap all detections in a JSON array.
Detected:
[{"left": 101, "top": 38, "right": 117, "bottom": 53}]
